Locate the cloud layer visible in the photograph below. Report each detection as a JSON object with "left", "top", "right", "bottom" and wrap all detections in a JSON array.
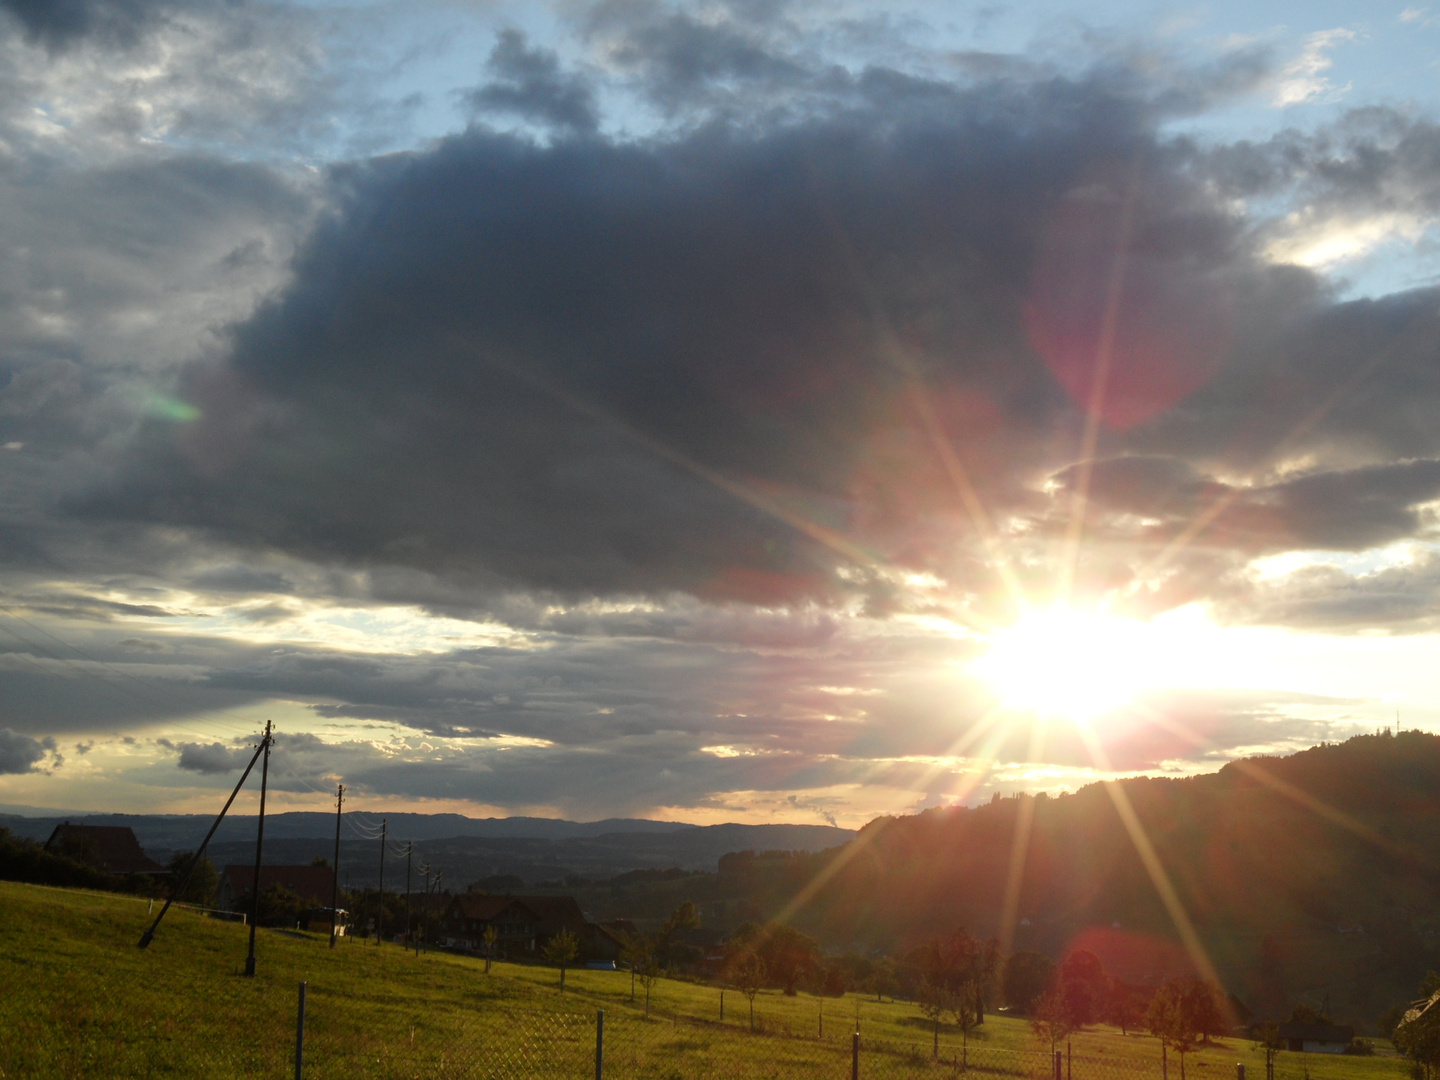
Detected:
[{"left": 0, "top": 0, "right": 1435, "bottom": 821}]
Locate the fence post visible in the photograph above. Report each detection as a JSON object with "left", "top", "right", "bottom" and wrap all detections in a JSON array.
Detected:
[
  {"left": 1236, "top": 1066, "right": 1245, "bottom": 1080},
  {"left": 595, "top": 1009, "right": 604, "bottom": 1080},
  {"left": 294, "top": 980, "right": 307, "bottom": 1080},
  {"left": 851, "top": 1030, "right": 859, "bottom": 1080},
  {"left": 1053, "top": 1050, "right": 1061, "bottom": 1080}
]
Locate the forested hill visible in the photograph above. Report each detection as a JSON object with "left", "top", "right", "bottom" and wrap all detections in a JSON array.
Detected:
[{"left": 757, "top": 731, "right": 1440, "bottom": 1026}]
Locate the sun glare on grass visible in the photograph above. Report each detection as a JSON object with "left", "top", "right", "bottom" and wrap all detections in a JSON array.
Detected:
[{"left": 971, "top": 607, "right": 1162, "bottom": 722}]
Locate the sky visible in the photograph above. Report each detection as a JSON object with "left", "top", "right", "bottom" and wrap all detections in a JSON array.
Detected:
[{"left": 1, "top": 0, "right": 1439, "bottom": 828}]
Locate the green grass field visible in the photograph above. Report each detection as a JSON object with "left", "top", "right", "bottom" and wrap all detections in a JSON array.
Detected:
[{"left": 0, "top": 881, "right": 1409, "bottom": 1079}]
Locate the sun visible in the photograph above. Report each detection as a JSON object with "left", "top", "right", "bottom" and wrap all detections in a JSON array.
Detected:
[{"left": 970, "top": 606, "right": 1161, "bottom": 722}]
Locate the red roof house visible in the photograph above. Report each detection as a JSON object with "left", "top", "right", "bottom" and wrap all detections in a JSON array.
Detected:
[
  {"left": 43, "top": 824, "right": 164, "bottom": 875},
  {"left": 217, "top": 865, "right": 336, "bottom": 911}
]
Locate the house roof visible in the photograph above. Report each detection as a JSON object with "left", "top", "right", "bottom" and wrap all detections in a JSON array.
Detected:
[
  {"left": 222, "top": 865, "right": 336, "bottom": 907},
  {"left": 1278, "top": 1023, "right": 1354, "bottom": 1043},
  {"left": 43, "top": 824, "right": 164, "bottom": 875},
  {"left": 1403, "top": 989, "right": 1440, "bottom": 1028},
  {"left": 447, "top": 894, "right": 588, "bottom": 931}
]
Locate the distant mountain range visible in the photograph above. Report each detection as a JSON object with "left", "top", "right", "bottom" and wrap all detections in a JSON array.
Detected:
[{"left": 0, "top": 810, "right": 853, "bottom": 884}]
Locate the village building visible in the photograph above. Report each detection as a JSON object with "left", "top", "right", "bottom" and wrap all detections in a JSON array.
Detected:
[
  {"left": 43, "top": 824, "right": 164, "bottom": 876},
  {"left": 1276, "top": 1022, "right": 1355, "bottom": 1054},
  {"left": 216, "top": 864, "right": 336, "bottom": 912},
  {"left": 438, "top": 894, "right": 625, "bottom": 961}
]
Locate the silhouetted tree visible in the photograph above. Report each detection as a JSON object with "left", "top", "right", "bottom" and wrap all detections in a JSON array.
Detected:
[
  {"left": 1003, "top": 951, "right": 1056, "bottom": 1016},
  {"left": 165, "top": 851, "right": 218, "bottom": 905}
]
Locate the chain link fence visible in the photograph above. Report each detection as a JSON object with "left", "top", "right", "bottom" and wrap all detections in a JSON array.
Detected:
[{"left": 0, "top": 975, "right": 1402, "bottom": 1080}]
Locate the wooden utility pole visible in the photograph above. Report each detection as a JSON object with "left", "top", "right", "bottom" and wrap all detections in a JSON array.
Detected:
[
  {"left": 405, "top": 842, "right": 414, "bottom": 954},
  {"left": 329, "top": 783, "right": 344, "bottom": 948},
  {"left": 375, "top": 818, "right": 387, "bottom": 945},
  {"left": 139, "top": 734, "right": 267, "bottom": 949},
  {"left": 244, "top": 720, "right": 273, "bottom": 977}
]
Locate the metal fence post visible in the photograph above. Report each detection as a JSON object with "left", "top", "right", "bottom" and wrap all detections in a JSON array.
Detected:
[
  {"left": 294, "top": 980, "right": 307, "bottom": 1080},
  {"left": 595, "top": 1009, "right": 604, "bottom": 1080},
  {"left": 1053, "top": 1050, "right": 1061, "bottom": 1080},
  {"left": 851, "top": 1030, "right": 859, "bottom": 1080}
]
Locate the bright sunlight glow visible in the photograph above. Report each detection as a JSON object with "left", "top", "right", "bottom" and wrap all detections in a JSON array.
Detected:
[{"left": 971, "top": 607, "right": 1167, "bottom": 722}]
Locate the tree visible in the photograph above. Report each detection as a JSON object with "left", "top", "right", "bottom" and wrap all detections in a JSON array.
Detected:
[
  {"left": 633, "top": 938, "right": 661, "bottom": 1017},
  {"left": 1106, "top": 979, "right": 1144, "bottom": 1036},
  {"left": 867, "top": 957, "right": 897, "bottom": 1002},
  {"left": 762, "top": 924, "right": 820, "bottom": 995},
  {"left": 1058, "top": 950, "right": 1108, "bottom": 1026},
  {"left": 257, "top": 883, "right": 307, "bottom": 927},
  {"left": 1031, "top": 985, "right": 1075, "bottom": 1055},
  {"left": 1184, "top": 980, "right": 1227, "bottom": 1042},
  {"left": 950, "top": 983, "right": 981, "bottom": 1068},
  {"left": 730, "top": 952, "right": 767, "bottom": 1032},
  {"left": 1002, "top": 951, "right": 1056, "bottom": 1016},
  {"left": 481, "top": 924, "right": 498, "bottom": 974},
  {"left": 542, "top": 929, "right": 580, "bottom": 993},
  {"left": 917, "top": 976, "right": 958, "bottom": 1058},
  {"left": 657, "top": 900, "right": 701, "bottom": 970},
  {"left": 1394, "top": 979, "right": 1440, "bottom": 1080},
  {"left": 911, "top": 928, "right": 993, "bottom": 1028},
  {"left": 165, "top": 851, "right": 218, "bottom": 905},
  {"left": 1147, "top": 978, "right": 1200, "bottom": 1080},
  {"left": 1251, "top": 1021, "right": 1283, "bottom": 1080}
]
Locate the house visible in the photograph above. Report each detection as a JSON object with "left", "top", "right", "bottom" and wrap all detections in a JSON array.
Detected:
[
  {"left": 439, "top": 894, "right": 624, "bottom": 960},
  {"left": 217, "top": 865, "right": 337, "bottom": 912},
  {"left": 43, "top": 824, "right": 164, "bottom": 875},
  {"left": 1277, "top": 1022, "right": 1354, "bottom": 1053}
]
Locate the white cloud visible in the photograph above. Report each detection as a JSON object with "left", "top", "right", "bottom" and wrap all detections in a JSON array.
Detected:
[{"left": 1273, "top": 28, "right": 1356, "bottom": 106}]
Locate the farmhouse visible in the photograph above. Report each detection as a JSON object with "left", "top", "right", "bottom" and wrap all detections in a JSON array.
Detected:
[
  {"left": 439, "top": 894, "right": 624, "bottom": 960},
  {"left": 43, "top": 824, "right": 164, "bottom": 875},
  {"left": 217, "top": 865, "right": 336, "bottom": 911},
  {"left": 1276, "top": 1022, "right": 1354, "bottom": 1054}
]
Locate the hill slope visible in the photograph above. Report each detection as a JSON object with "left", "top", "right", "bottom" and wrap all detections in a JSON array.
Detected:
[{"left": 753, "top": 731, "right": 1440, "bottom": 1026}]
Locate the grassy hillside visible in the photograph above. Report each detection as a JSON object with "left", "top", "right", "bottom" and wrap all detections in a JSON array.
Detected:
[
  {"left": 0, "top": 880, "right": 1408, "bottom": 1079},
  {"left": 728, "top": 731, "right": 1440, "bottom": 1027}
]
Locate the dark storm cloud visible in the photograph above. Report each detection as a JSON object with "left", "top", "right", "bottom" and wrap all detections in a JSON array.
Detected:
[
  {"left": 88, "top": 59, "right": 1266, "bottom": 609},
  {"left": 466, "top": 30, "right": 599, "bottom": 135},
  {"left": 0, "top": 727, "right": 50, "bottom": 773},
  {"left": 0, "top": 0, "right": 175, "bottom": 50},
  {"left": 170, "top": 739, "right": 249, "bottom": 773},
  {"left": 1060, "top": 456, "right": 1440, "bottom": 555}
]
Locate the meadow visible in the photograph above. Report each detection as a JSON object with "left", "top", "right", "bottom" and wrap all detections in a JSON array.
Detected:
[{"left": 0, "top": 881, "right": 1409, "bottom": 1079}]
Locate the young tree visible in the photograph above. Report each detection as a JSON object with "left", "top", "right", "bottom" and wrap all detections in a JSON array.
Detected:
[
  {"left": 634, "top": 940, "right": 662, "bottom": 1018},
  {"left": 731, "top": 952, "right": 767, "bottom": 1032},
  {"left": 619, "top": 931, "right": 651, "bottom": 1004},
  {"left": 481, "top": 924, "right": 498, "bottom": 974},
  {"left": 917, "top": 976, "right": 958, "bottom": 1058},
  {"left": 542, "top": 928, "right": 580, "bottom": 993},
  {"left": 950, "top": 984, "right": 981, "bottom": 1068},
  {"left": 1251, "top": 1020, "right": 1283, "bottom": 1080},
  {"left": 1031, "top": 985, "right": 1075, "bottom": 1056}
]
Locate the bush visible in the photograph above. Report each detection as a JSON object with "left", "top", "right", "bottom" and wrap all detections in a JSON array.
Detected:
[
  {"left": 1345, "top": 1038, "right": 1375, "bottom": 1056},
  {"left": 0, "top": 828, "right": 125, "bottom": 892}
]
